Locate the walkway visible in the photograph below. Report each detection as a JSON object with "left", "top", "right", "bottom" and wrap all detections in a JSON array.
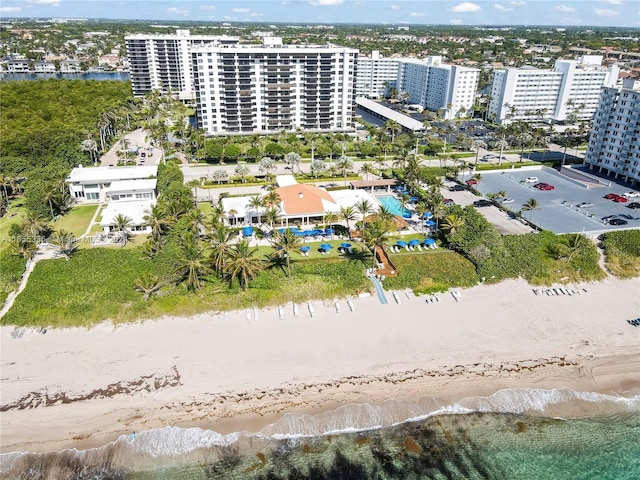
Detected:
[
  {"left": 367, "top": 274, "right": 388, "bottom": 304},
  {"left": 0, "top": 245, "right": 59, "bottom": 320}
]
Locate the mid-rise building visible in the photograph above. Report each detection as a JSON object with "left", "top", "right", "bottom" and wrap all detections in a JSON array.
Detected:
[
  {"left": 191, "top": 37, "right": 358, "bottom": 135},
  {"left": 396, "top": 56, "right": 480, "bottom": 120},
  {"left": 355, "top": 50, "right": 400, "bottom": 98},
  {"left": 488, "top": 56, "right": 620, "bottom": 124},
  {"left": 583, "top": 79, "right": 640, "bottom": 186},
  {"left": 125, "top": 29, "right": 239, "bottom": 100}
]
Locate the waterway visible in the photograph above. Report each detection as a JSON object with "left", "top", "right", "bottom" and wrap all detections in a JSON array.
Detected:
[{"left": 0, "top": 72, "right": 130, "bottom": 82}]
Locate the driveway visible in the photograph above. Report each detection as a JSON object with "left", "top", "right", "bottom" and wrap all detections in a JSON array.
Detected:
[{"left": 99, "top": 129, "right": 163, "bottom": 167}]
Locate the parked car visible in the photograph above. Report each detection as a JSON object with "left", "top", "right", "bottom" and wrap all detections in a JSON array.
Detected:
[
  {"left": 443, "top": 198, "right": 455, "bottom": 206},
  {"left": 604, "top": 193, "right": 620, "bottom": 200},
  {"left": 533, "top": 183, "right": 554, "bottom": 191},
  {"left": 613, "top": 196, "right": 629, "bottom": 203},
  {"left": 524, "top": 176, "right": 538, "bottom": 183},
  {"left": 449, "top": 185, "right": 465, "bottom": 192},
  {"left": 465, "top": 179, "right": 478, "bottom": 185},
  {"left": 622, "top": 191, "right": 639, "bottom": 198},
  {"left": 607, "top": 218, "right": 628, "bottom": 226},
  {"left": 140, "top": 152, "right": 146, "bottom": 158},
  {"left": 473, "top": 199, "right": 493, "bottom": 207},
  {"left": 498, "top": 197, "right": 515, "bottom": 204},
  {"left": 628, "top": 202, "right": 640, "bottom": 209},
  {"left": 577, "top": 202, "right": 594, "bottom": 209}
]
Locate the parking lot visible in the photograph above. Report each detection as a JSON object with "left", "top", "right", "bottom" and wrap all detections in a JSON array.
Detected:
[{"left": 468, "top": 168, "right": 640, "bottom": 234}]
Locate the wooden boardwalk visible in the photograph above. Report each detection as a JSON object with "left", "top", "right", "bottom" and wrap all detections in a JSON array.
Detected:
[{"left": 373, "top": 246, "right": 398, "bottom": 277}]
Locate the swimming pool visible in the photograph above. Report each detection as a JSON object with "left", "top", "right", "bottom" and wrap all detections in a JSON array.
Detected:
[{"left": 377, "top": 195, "right": 412, "bottom": 217}]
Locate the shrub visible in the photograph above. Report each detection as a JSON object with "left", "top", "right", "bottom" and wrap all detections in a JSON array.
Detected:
[
  {"left": 600, "top": 230, "right": 640, "bottom": 278},
  {"left": 0, "top": 254, "right": 27, "bottom": 304}
]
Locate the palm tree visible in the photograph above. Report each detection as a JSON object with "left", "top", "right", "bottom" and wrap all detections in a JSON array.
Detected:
[
  {"left": 225, "top": 239, "right": 262, "bottom": 291},
  {"left": 441, "top": 214, "right": 465, "bottom": 236},
  {"left": 262, "top": 190, "right": 281, "bottom": 210},
  {"left": 143, "top": 204, "right": 170, "bottom": 239},
  {"left": 472, "top": 139, "right": 487, "bottom": 166},
  {"left": 359, "top": 162, "right": 374, "bottom": 180},
  {"left": 208, "top": 223, "right": 233, "bottom": 276},
  {"left": 264, "top": 206, "right": 281, "bottom": 229},
  {"left": 113, "top": 213, "right": 132, "bottom": 245},
  {"left": 185, "top": 209, "right": 205, "bottom": 235},
  {"left": 336, "top": 155, "right": 353, "bottom": 186},
  {"left": 50, "top": 229, "right": 78, "bottom": 260},
  {"left": 362, "top": 217, "right": 394, "bottom": 267},
  {"left": 246, "top": 194, "right": 264, "bottom": 225},
  {"left": 43, "top": 183, "right": 62, "bottom": 220},
  {"left": 340, "top": 205, "right": 357, "bottom": 238},
  {"left": 135, "top": 273, "right": 163, "bottom": 301},
  {"left": 354, "top": 198, "right": 374, "bottom": 222},
  {"left": 21, "top": 211, "right": 48, "bottom": 240},
  {"left": 559, "top": 234, "right": 584, "bottom": 263},
  {"left": 384, "top": 119, "right": 402, "bottom": 144},
  {"left": 174, "top": 233, "right": 211, "bottom": 291},
  {"left": 522, "top": 198, "right": 540, "bottom": 222},
  {"left": 270, "top": 229, "right": 303, "bottom": 277}
]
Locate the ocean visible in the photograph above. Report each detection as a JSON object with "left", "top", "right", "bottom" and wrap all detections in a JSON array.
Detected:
[{"left": 1, "top": 388, "right": 639, "bottom": 479}]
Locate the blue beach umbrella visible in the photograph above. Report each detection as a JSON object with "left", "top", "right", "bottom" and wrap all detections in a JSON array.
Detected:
[
  {"left": 408, "top": 239, "right": 420, "bottom": 246},
  {"left": 340, "top": 243, "right": 352, "bottom": 249},
  {"left": 320, "top": 243, "right": 333, "bottom": 250},
  {"left": 425, "top": 220, "right": 436, "bottom": 227},
  {"left": 424, "top": 238, "right": 436, "bottom": 246},
  {"left": 402, "top": 212, "right": 412, "bottom": 219},
  {"left": 423, "top": 212, "right": 433, "bottom": 219},
  {"left": 242, "top": 226, "right": 254, "bottom": 237},
  {"left": 278, "top": 228, "right": 286, "bottom": 234},
  {"left": 299, "top": 245, "right": 311, "bottom": 252},
  {"left": 396, "top": 240, "right": 408, "bottom": 247},
  {"left": 303, "top": 230, "right": 314, "bottom": 236},
  {"left": 324, "top": 228, "right": 334, "bottom": 235}
]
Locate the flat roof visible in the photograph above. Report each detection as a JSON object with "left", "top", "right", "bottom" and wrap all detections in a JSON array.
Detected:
[
  {"left": 350, "top": 179, "right": 400, "bottom": 188},
  {"left": 356, "top": 97, "right": 426, "bottom": 132},
  {"left": 100, "top": 200, "right": 155, "bottom": 226},
  {"left": 107, "top": 179, "right": 157, "bottom": 192},
  {"left": 67, "top": 165, "right": 158, "bottom": 184}
]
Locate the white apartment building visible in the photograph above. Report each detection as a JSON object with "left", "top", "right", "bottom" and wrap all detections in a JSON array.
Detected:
[
  {"left": 125, "top": 29, "right": 239, "bottom": 100},
  {"left": 355, "top": 50, "right": 400, "bottom": 98},
  {"left": 583, "top": 79, "right": 640, "bottom": 186},
  {"left": 396, "top": 56, "right": 480, "bottom": 120},
  {"left": 67, "top": 165, "right": 157, "bottom": 203},
  {"left": 488, "top": 56, "right": 620, "bottom": 124},
  {"left": 191, "top": 37, "right": 358, "bottom": 135}
]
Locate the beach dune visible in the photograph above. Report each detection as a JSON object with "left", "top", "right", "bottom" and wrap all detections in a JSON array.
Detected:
[{"left": 1, "top": 277, "right": 639, "bottom": 454}]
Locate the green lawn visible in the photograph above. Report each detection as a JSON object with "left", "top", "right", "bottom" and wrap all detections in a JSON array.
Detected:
[
  {"left": 0, "top": 253, "right": 27, "bottom": 304},
  {"left": 52, "top": 204, "right": 98, "bottom": 237},
  {"left": 0, "top": 198, "right": 26, "bottom": 253}
]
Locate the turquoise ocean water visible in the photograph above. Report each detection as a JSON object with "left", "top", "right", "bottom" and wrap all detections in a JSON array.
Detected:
[{"left": 1, "top": 388, "right": 639, "bottom": 479}]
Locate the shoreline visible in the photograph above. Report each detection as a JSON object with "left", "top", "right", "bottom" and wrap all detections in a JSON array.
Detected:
[{"left": 1, "top": 277, "right": 639, "bottom": 454}]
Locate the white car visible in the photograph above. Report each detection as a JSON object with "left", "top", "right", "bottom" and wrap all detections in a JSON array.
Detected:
[
  {"left": 622, "top": 191, "right": 640, "bottom": 198},
  {"left": 577, "top": 202, "right": 594, "bottom": 209},
  {"left": 524, "top": 176, "right": 538, "bottom": 183},
  {"left": 500, "top": 198, "right": 515, "bottom": 204}
]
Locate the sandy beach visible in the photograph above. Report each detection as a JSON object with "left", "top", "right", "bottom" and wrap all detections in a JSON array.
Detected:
[{"left": 1, "top": 277, "right": 639, "bottom": 454}]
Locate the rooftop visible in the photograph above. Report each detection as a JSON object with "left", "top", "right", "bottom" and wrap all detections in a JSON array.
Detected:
[
  {"left": 356, "top": 97, "right": 426, "bottom": 132},
  {"left": 67, "top": 165, "right": 157, "bottom": 184},
  {"left": 107, "top": 179, "right": 157, "bottom": 193}
]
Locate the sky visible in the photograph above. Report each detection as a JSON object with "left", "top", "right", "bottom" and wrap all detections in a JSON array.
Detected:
[{"left": 0, "top": 0, "right": 638, "bottom": 27}]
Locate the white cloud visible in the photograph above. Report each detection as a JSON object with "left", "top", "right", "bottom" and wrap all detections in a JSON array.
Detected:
[
  {"left": 199, "top": 5, "right": 217, "bottom": 10},
  {"left": 27, "top": 0, "right": 60, "bottom": 4},
  {"left": 510, "top": 0, "right": 526, "bottom": 5},
  {"left": 603, "top": 0, "right": 623, "bottom": 5},
  {"left": 595, "top": 7, "right": 619, "bottom": 15},
  {"left": 409, "top": 12, "right": 424, "bottom": 17},
  {"left": 232, "top": 7, "right": 250, "bottom": 13},
  {"left": 450, "top": 18, "right": 463, "bottom": 24},
  {"left": 391, "top": 4, "right": 401, "bottom": 10},
  {"left": 308, "top": 0, "right": 344, "bottom": 6},
  {"left": 494, "top": 4, "right": 513, "bottom": 11},
  {"left": 451, "top": 2, "right": 481, "bottom": 13},
  {"left": 0, "top": 6, "right": 22, "bottom": 12},
  {"left": 555, "top": 5, "right": 575, "bottom": 12},
  {"left": 167, "top": 7, "right": 189, "bottom": 16}
]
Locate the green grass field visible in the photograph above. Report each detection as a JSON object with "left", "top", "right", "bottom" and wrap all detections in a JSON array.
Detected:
[
  {"left": 52, "top": 204, "right": 98, "bottom": 238},
  {"left": 0, "top": 198, "right": 26, "bottom": 253}
]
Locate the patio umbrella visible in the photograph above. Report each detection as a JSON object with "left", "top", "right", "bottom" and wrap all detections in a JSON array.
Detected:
[
  {"left": 408, "top": 239, "right": 420, "bottom": 246},
  {"left": 340, "top": 243, "right": 352, "bottom": 249},
  {"left": 324, "top": 228, "right": 334, "bottom": 235},
  {"left": 423, "top": 212, "right": 433, "bottom": 219},
  {"left": 242, "top": 226, "right": 254, "bottom": 237},
  {"left": 303, "top": 230, "right": 314, "bottom": 236},
  {"left": 278, "top": 228, "right": 286, "bottom": 234},
  {"left": 320, "top": 243, "right": 333, "bottom": 250},
  {"left": 402, "top": 212, "right": 412, "bottom": 219},
  {"left": 425, "top": 220, "right": 436, "bottom": 227},
  {"left": 424, "top": 238, "right": 436, "bottom": 246},
  {"left": 294, "top": 230, "right": 304, "bottom": 236},
  {"left": 410, "top": 197, "right": 418, "bottom": 202},
  {"left": 299, "top": 246, "right": 311, "bottom": 252},
  {"left": 396, "top": 240, "right": 408, "bottom": 247}
]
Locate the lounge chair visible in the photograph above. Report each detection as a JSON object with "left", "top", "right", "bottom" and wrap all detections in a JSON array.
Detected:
[
  {"left": 278, "top": 306, "right": 284, "bottom": 320},
  {"left": 308, "top": 303, "right": 315, "bottom": 317},
  {"left": 335, "top": 302, "right": 341, "bottom": 313},
  {"left": 293, "top": 303, "right": 300, "bottom": 316},
  {"left": 416, "top": 244, "right": 423, "bottom": 251},
  {"left": 347, "top": 299, "right": 355, "bottom": 311}
]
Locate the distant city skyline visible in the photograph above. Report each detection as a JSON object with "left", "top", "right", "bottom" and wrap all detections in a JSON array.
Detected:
[{"left": 1, "top": 0, "right": 639, "bottom": 28}]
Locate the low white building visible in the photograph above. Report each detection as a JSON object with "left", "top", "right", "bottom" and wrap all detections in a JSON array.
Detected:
[
  {"left": 67, "top": 165, "right": 157, "bottom": 203},
  {"left": 105, "top": 179, "right": 157, "bottom": 202},
  {"left": 99, "top": 199, "right": 154, "bottom": 234}
]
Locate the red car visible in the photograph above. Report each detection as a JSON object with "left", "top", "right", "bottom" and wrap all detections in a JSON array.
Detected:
[
  {"left": 533, "top": 183, "right": 554, "bottom": 191},
  {"left": 613, "top": 196, "right": 629, "bottom": 203},
  {"left": 465, "top": 179, "right": 478, "bottom": 185},
  {"left": 604, "top": 193, "right": 619, "bottom": 200}
]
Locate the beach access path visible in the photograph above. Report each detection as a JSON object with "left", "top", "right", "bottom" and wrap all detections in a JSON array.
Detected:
[{"left": 1, "top": 277, "right": 639, "bottom": 454}]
